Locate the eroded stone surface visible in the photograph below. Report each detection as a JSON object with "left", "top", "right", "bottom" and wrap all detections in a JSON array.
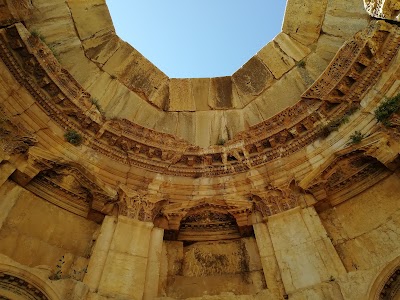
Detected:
[{"left": 0, "top": 1, "right": 400, "bottom": 300}]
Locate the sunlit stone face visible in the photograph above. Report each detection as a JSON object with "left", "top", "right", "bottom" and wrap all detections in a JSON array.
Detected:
[{"left": 107, "top": 1, "right": 286, "bottom": 78}]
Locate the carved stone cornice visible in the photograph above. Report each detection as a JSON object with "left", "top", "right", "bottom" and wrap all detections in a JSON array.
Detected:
[
  {"left": 303, "top": 21, "right": 400, "bottom": 103},
  {"left": 7, "top": 147, "right": 118, "bottom": 217},
  {"left": 0, "top": 21, "right": 398, "bottom": 177},
  {"left": 351, "top": 132, "right": 400, "bottom": 170}
]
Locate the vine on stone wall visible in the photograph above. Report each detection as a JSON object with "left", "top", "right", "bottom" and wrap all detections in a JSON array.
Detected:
[{"left": 375, "top": 93, "right": 400, "bottom": 126}]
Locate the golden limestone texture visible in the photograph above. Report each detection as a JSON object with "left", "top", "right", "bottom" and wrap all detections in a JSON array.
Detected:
[{"left": 0, "top": 0, "right": 399, "bottom": 299}]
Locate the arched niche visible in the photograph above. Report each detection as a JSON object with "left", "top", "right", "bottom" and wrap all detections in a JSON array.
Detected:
[
  {"left": 0, "top": 264, "right": 61, "bottom": 300},
  {"left": 369, "top": 257, "right": 400, "bottom": 300},
  {"left": 178, "top": 210, "right": 242, "bottom": 242}
]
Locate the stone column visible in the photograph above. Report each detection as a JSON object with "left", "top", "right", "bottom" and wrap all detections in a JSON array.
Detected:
[
  {"left": 97, "top": 216, "right": 154, "bottom": 299},
  {"left": 252, "top": 212, "right": 286, "bottom": 298},
  {"left": 84, "top": 215, "right": 117, "bottom": 292},
  {"left": 143, "top": 227, "right": 164, "bottom": 300},
  {"left": 94, "top": 185, "right": 166, "bottom": 299}
]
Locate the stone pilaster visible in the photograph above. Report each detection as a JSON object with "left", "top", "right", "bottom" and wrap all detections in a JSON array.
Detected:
[
  {"left": 97, "top": 216, "right": 154, "bottom": 299},
  {"left": 91, "top": 186, "right": 166, "bottom": 299},
  {"left": 143, "top": 227, "right": 164, "bottom": 300},
  {"left": 252, "top": 212, "right": 286, "bottom": 298},
  {"left": 84, "top": 215, "right": 117, "bottom": 292}
]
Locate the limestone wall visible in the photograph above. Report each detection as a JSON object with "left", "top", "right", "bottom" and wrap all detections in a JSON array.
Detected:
[
  {"left": 0, "top": 180, "right": 99, "bottom": 277},
  {"left": 320, "top": 173, "right": 400, "bottom": 272}
]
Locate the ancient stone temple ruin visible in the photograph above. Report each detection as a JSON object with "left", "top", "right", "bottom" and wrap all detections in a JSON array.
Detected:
[{"left": 0, "top": 0, "right": 399, "bottom": 299}]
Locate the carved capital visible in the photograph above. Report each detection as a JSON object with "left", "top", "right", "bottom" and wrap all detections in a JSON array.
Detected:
[
  {"left": 0, "top": 116, "right": 37, "bottom": 156},
  {"left": 252, "top": 184, "right": 300, "bottom": 218},
  {"left": 117, "top": 185, "right": 166, "bottom": 222}
]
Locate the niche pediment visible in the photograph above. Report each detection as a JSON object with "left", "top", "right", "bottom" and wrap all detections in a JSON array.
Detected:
[{"left": 299, "top": 133, "right": 396, "bottom": 207}]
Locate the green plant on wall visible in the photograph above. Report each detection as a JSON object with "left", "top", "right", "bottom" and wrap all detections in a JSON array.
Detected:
[
  {"left": 48, "top": 44, "right": 60, "bottom": 61},
  {"left": 49, "top": 255, "right": 65, "bottom": 280},
  {"left": 90, "top": 98, "right": 105, "bottom": 115},
  {"left": 348, "top": 131, "right": 365, "bottom": 145},
  {"left": 320, "top": 106, "right": 358, "bottom": 138},
  {"left": 30, "top": 29, "right": 60, "bottom": 61},
  {"left": 296, "top": 59, "right": 306, "bottom": 68},
  {"left": 64, "top": 129, "right": 83, "bottom": 146},
  {"left": 375, "top": 93, "right": 400, "bottom": 126},
  {"left": 30, "top": 29, "right": 45, "bottom": 42},
  {"left": 216, "top": 138, "right": 226, "bottom": 146}
]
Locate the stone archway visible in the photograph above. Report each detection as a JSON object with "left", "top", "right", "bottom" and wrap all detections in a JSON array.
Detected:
[
  {"left": 369, "top": 257, "right": 400, "bottom": 300},
  {"left": 0, "top": 264, "right": 61, "bottom": 300}
]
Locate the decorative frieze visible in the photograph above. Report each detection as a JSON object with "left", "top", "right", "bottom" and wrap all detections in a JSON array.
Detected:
[
  {"left": 0, "top": 21, "right": 398, "bottom": 177},
  {"left": 0, "top": 273, "right": 49, "bottom": 300}
]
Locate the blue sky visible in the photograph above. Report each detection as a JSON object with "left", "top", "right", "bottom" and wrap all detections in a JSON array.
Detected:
[{"left": 107, "top": 1, "right": 287, "bottom": 78}]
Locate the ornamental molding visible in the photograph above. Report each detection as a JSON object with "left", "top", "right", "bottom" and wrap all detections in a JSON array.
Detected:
[
  {"left": 11, "top": 147, "right": 117, "bottom": 218},
  {"left": 0, "top": 21, "right": 398, "bottom": 177}
]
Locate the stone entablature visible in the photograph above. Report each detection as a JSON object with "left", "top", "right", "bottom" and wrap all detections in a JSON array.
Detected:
[
  {"left": 0, "top": 0, "right": 370, "bottom": 148},
  {"left": 0, "top": 21, "right": 398, "bottom": 178}
]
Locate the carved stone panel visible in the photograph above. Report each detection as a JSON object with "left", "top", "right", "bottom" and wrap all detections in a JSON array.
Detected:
[
  {"left": 0, "top": 273, "right": 49, "bottom": 300},
  {"left": 364, "top": 0, "right": 400, "bottom": 21}
]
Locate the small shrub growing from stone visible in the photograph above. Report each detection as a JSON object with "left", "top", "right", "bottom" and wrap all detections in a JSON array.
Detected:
[
  {"left": 349, "top": 131, "right": 364, "bottom": 145},
  {"left": 30, "top": 29, "right": 45, "bottom": 42},
  {"left": 375, "top": 93, "right": 400, "bottom": 126},
  {"left": 216, "top": 138, "right": 226, "bottom": 146},
  {"left": 296, "top": 60, "right": 306, "bottom": 68},
  {"left": 90, "top": 97, "right": 105, "bottom": 115},
  {"left": 319, "top": 106, "right": 358, "bottom": 138},
  {"left": 64, "top": 129, "right": 82, "bottom": 146}
]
